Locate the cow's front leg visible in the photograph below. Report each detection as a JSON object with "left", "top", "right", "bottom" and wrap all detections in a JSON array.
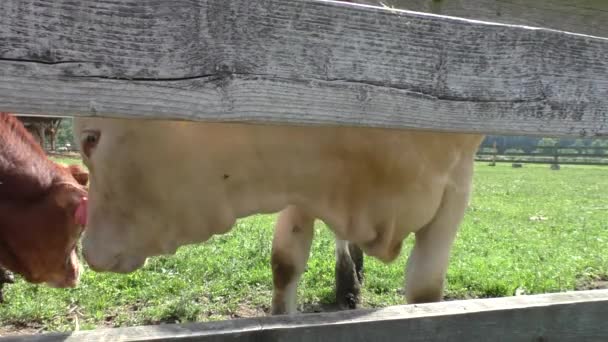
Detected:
[
  {"left": 0, "top": 267, "right": 15, "bottom": 303},
  {"left": 335, "top": 239, "right": 364, "bottom": 309},
  {"left": 271, "top": 205, "right": 314, "bottom": 315},
  {"left": 404, "top": 163, "right": 473, "bottom": 304}
]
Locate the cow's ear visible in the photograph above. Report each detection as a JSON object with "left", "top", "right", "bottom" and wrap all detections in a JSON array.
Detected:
[
  {"left": 53, "top": 184, "right": 86, "bottom": 212},
  {"left": 67, "top": 164, "right": 89, "bottom": 186}
]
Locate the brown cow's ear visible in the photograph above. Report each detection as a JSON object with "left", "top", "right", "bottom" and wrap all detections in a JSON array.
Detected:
[
  {"left": 53, "top": 184, "right": 86, "bottom": 211},
  {"left": 67, "top": 165, "right": 89, "bottom": 186}
]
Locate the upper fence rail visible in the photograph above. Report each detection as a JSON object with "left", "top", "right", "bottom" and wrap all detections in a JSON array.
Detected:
[
  {"left": 356, "top": 0, "right": 608, "bottom": 38},
  {"left": 0, "top": 0, "right": 607, "bottom": 137}
]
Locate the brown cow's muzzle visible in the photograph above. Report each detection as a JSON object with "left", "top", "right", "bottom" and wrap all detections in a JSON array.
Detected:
[{"left": 45, "top": 249, "right": 81, "bottom": 288}]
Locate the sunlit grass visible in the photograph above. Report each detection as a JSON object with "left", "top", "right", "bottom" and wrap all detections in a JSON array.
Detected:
[{"left": 1, "top": 161, "right": 606, "bottom": 334}]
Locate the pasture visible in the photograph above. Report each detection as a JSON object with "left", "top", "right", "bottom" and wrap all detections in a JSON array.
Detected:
[{"left": 1, "top": 159, "right": 607, "bottom": 336}]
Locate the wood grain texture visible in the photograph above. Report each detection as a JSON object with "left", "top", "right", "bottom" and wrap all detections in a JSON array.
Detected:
[
  {"left": 358, "top": 0, "right": 608, "bottom": 37},
  {"left": 4, "top": 289, "right": 608, "bottom": 341},
  {"left": 0, "top": 0, "right": 607, "bottom": 137}
]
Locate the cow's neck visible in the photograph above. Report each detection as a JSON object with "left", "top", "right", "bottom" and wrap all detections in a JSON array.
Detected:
[
  {"left": 0, "top": 196, "right": 43, "bottom": 271},
  {"left": 0, "top": 113, "right": 56, "bottom": 201},
  {"left": 214, "top": 127, "right": 357, "bottom": 228}
]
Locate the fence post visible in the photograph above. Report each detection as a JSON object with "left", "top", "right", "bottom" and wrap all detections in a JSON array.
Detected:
[
  {"left": 489, "top": 141, "right": 497, "bottom": 166},
  {"left": 551, "top": 147, "right": 561, "bottom": 170}
]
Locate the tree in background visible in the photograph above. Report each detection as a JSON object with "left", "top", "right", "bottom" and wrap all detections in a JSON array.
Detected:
[
  {"left": 481, "top": 135, "right": 608, "bottom": 154},
  {"left": 16, "top": 115, "right": 608, "bottom": 155},
  {"left": 537, "top": 137, "right": 558, "bottom": 147},
  {"left": 56, "top": 118, "right": 76, "bottom": 150},
  {"left": 481, "top": 136, "right": 541, "bottom": 153},
  {"left": 591, "top": 139, "right": 608, "bottom": 148},
  {"left": 16, "top": 116, "right": 79, "bottom": 151},
  {"left": 17, "top": 116, "right": 62, "bottom": 151}
]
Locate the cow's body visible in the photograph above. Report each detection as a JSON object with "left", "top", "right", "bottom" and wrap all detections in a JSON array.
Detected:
[
  {"left": 0, "top": 113, "right": 88, "bottom": 289},
  {"left": 74, "top": 117, "right": 483, "bottom": 313}
]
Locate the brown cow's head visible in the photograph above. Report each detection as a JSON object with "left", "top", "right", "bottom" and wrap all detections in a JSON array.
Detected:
[{"left": 0, "top": 164, "right": 89, "bottom": 288}]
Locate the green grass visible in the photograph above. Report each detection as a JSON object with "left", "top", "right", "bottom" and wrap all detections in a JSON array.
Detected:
[
  {"left": 1, "top": 161, "right": 607, "bottom": 334},
  {"left": 50, "top": 156, "right": 84, "bottom": 167}
]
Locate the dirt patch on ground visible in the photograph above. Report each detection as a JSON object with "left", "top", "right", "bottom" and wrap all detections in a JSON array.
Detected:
[
  {"left": 300, "top": 302, "right": 345, "bottom": 314},
  {"left": 229, "top": 304, "right": 268, "bottom": 319},
  {"left": 575, "top": 278, "right": 608, "bottom": 290},
  {"left": 0, "top": 323, "right": 43, "bottom": 338},
  {"left": 225, "top": 301, "right": 346, "bottom": 320}
]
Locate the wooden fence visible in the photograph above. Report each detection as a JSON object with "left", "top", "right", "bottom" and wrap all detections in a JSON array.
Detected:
[
  {"left": 3, "top": 290, "right": 608, "bottom": 342},
  {"left": 1, "top": 0, "right": 607, "bottom": 340},
  {"left": 1, "top": 0, "right": 607, "bottom": 137},
  {"left": 476, "top": 146, "right": 608, "bottom": 166}
]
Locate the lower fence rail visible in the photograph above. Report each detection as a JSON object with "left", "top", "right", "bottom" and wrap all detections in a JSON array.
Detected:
[{"left": 2, "top": 289, "right": 608, "bottom": 341}]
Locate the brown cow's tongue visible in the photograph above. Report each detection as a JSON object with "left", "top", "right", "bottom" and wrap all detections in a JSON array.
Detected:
[{"left": 75, "top": 197, "right": 88, "bottom": 226}]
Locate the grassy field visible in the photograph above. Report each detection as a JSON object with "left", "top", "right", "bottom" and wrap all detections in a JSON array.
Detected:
[{"left": 1, "top": 159, "right": 607, "bottom": 335}]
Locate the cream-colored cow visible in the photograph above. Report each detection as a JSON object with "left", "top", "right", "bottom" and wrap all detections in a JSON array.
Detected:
[{"left": 74, "top": 117, "right": 482, "bottom": 314}]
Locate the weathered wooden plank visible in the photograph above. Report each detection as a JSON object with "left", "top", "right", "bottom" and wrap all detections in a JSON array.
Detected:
[
  {"left": 0, "top": 0, "right": 607, "bottom": 137},
  {"left": 359, "top": 0, "right": 608, "bottom": 38},
  {"left": 3, "top": 289, "right": 608, "bottom": 341}
]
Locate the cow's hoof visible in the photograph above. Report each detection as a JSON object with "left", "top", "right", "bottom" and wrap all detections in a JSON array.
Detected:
[
  {"left": 335, "top": 269, "right": 361, "bottom": 310},
  {"left": 335, "top": 281, "right": 361, "bottom": 310},
  {"left": 0, "top": 272, "right": 14, "bottom": 284},
  {"left": 336, "top": 293, "right": 359, "bottom": 310},
  {"left": 0, "top": 269, "right": 15, "bottom": 303},
  {"left": 0, "top": 284, "right": 11, "bottom": 304},
  {"left": 269, "top": 301, "right": 292, "bottom": 316}
]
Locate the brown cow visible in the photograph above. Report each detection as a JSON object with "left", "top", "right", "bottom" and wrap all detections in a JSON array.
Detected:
[
  {"left": 0, "top": 112, "right": 89, "bottom": 291},
  {"left": 73, "top": 117, "right": 483, "bottom": 315}
]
